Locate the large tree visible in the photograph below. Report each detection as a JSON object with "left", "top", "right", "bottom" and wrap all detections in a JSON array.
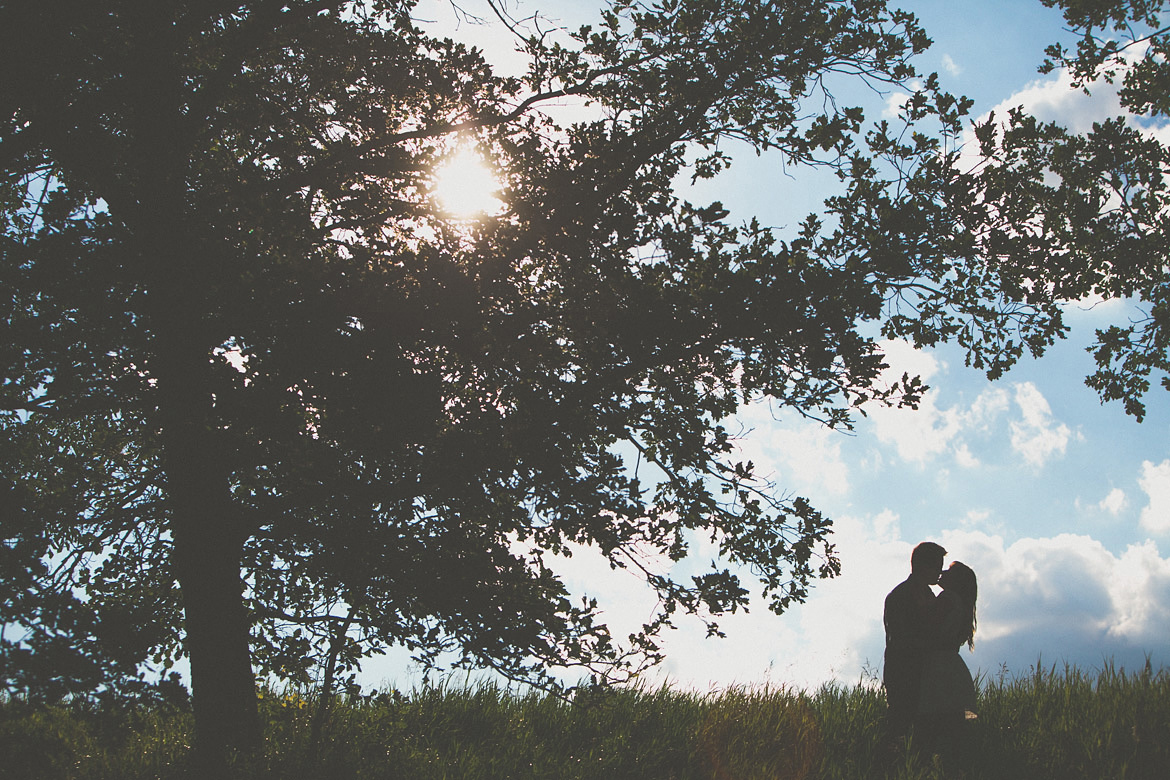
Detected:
[{"left": 2, "top": 0, "right": 1130, "bottom": 771}]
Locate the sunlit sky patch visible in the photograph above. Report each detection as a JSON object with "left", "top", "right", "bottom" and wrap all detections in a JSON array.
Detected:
[{"left": 433, "top": 146, "right": 504, "bottom": 219}]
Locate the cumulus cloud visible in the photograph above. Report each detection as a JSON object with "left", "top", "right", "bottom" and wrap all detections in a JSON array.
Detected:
[
  {"left": 882, "top": 79, "right": 925, "bottom": 119},
  {"left": 941, "top": 54, "right": 962, "bottom": 77},
  {"left": 666, "top": 519, "right": 1170, "bottom": 690},
  {"left": 651, "top": 518, "right": 1170, "bottom": 692},
  {"left": 872, "top": 508, "right": 901, "bottom": 542},
  {"left": 995, "top": 73, "right": 1121, "bottom": 135},
  {"left": 943, "top": 49, "right": 1170, "bottom": 343},
  {"left": 1008, "top": 382, "right": 1073, "bottom": 468},
  {"left": 950, "top": 43, "right": 1170, "bottom": 248},
  {"left": 954, "top": 443, "right": 979, "bottom": 468},
  {"left": 734, "top": 403, "right": 851, "bottom": 496},
  {"left": 870, "top": 392, "right": 964, "bottom": 465},
  {"left": 866, "top": 340, "right": 963, "bottom": 464},
  {"left": 1098, "top": 487, "right": 1129, "bottom": 516},
  {"left": 363, "top": 522, "right": 1170, "bottom": 693},
  {"left": 936, "top": 529, "right": 1170, "bottom": 677},
  {"left": 767, "top": 425, "right": 850, "bottom": 495},
  {"left": 967, "top": 386, "right": 1012, "bottom": 430},
  {"left": 974, "top": 42, "right": 1149, "bottom": 135},
  {"left": 1108, "top": 540, "right": 1170, "bottom": 642},
  {"left": 640, "top": 509, "right": 909, "bottom": 691},
  {"left": 865, "top": 340, "right": 1078, "bottom": 470},
  {"left": 1139, "top": 460, "right": 1170, "bottom": 535},
  {"left": 960, "top": 509, "right": 991, "bottom": 528},
  {"left": 862, "top": 341, "right": 1077, "bottom": 470}
]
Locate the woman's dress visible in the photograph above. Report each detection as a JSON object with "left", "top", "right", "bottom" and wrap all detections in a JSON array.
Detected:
[{"left": 918, "top": 589, "right": 977, "bottom": 717}]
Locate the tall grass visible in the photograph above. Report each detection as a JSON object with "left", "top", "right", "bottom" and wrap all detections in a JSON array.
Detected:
[{"left": 3, "top": 661, "right": 1167, "bottom": 779}]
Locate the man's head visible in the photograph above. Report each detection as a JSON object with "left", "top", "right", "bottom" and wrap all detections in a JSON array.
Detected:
[{"left": 910, "top": 541, "right": 946, "bottom": 584}]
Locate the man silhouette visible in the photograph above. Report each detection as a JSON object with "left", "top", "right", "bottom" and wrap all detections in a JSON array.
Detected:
[{"left": 883, "top": 541, "right": 946, "bottom": 741}]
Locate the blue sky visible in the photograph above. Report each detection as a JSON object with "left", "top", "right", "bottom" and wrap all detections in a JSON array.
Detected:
[{"left": 366, "top": 0, "right": 1170, "bottom": 693}]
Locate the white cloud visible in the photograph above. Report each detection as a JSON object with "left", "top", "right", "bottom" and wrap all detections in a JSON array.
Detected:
[
  {"left": 883, "top": 91, "right": 910, "bottom": 120},
  {"left": 997, "top": 73, "right": 1121, "bottom": 135},
  {"left": 1139, "top": 460, "right": 1170, "bottom": 535},
  {"left": 1098, "top": 487, "right": 1129, "bottom": 516},
  {"left": 735, "top": 405, "right": 850, "bottom": 496},
  {"left": 664, "top": 522, "right": 1170, "bottom": 691},
  {"left": 662, "top": 522, "right": 1170, "bottom": 691},
  {"left": 945, "top": 51, "right": 1170, "bottom": 336},
  {"left": 968, "top": 387, "right": 1011, "bottom": 428},
  {"left": 870, "top": 392, "right": 963, "bottom": 465},
  {"left": 1108, "top": 540, "right": 1170, "bottom": 641},
  {"left": 867, "top": 340, "right": 962, "bottom": 465},
  {"left": 882, "top": 79, "right": 925, "bottom": 119},
  {"left": 1008, "top": 382, "right": 1072, "bottom": 468},
  {"left": 768, "top": 425, "right": 850, "bottom": 495},
  {"left": 954, "top": 443, "right": 979, "bottom": 468},
  {"left": 961, "top": 42, "right": 1170, "bottom": 166},
  {"left": 648, "top": 596, "right": 810, "bottom": 690},
  {"left": 866, "top": 340, "right": 1057, "bottom": 469},
  {"left": 935, "top": 530, "right": 1170, "bottom": 676},
  {"left": 960, "top": 509, "right": 991, "bottom": 528},
  {"left": 873, "top": 508, "right": 901, "bottom": 542},
  {"left": 644, "top": 509, "right": 909, "bottom": 691},
  {"left": 977, "top": 42, "right": 1151, "bottom": 138},
  {"left": 360, "top": 522, "right": 1170, "bottom": 693},
  {"left": 880, "top": 336, "right": 944, "bottom": 384},
  {"left": 665, "top": 517, "right": 1170, "bottom": 692},
  {"left": 941, "top": 54, "right": 962, "bottom": 76},
  {"left": 953, "top": 532, "right": 1113, "bottom": 641}
]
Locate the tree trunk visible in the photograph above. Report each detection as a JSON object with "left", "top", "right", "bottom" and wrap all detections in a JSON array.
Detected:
[
  {"left": 159, "top": 339, "right": 263, "bottom": 772},
  {"left": 174, "top": 525, "right": 262, "bottom": 771},
  {"left": 127, "top": 6, "right": 264, "bottom": 767}
]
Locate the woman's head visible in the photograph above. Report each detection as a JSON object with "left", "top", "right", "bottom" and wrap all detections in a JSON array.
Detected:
[
  {"left": 940, "top": 561, "right": 976, "bottom": 600},
  {"left": 940, "top": 561, "right": 978, "bottom": 649}
]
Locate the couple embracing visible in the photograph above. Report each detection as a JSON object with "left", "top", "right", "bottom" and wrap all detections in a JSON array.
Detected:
[{"left": 883, "top": 541, "right": 978, "bottom": 748}]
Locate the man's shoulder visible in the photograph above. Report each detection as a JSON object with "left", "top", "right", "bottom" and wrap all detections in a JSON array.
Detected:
[
  {"left": 884, "top": 578, "right": 914, "bottom": 615},
  {"left": 886, "top": 577, "right": 914, "bottom": 601}
]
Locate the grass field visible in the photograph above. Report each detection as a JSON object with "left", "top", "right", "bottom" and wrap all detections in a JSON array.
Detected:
[{"left": 2, "top": 661, "right": 1167, "bottom": 779}]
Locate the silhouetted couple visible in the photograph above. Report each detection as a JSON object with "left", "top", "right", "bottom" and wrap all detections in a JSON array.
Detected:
[{"left": 883, "top": 541, "right": 978, "bottom": 754}]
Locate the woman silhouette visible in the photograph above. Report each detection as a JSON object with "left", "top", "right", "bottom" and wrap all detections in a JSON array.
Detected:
[{"left": 917, "top": 561, "right": 978, "bottom": 752}]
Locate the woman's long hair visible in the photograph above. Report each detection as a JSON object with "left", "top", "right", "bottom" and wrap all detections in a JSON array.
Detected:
[{"left": 946, "top": 562, "right": 978, "bottom": 650}]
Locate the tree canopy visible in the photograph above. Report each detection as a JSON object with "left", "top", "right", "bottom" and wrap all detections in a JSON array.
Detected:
[
  {"left": 2, "top": 0, "right": 1165, "bottom": 769},
  {"left": 948, "top": 0, "right": 1170, "bottom": 420}
]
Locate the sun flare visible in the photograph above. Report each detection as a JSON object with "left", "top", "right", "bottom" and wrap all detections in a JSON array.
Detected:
[{"left": 433, "top": 148, "right": 504, "bottom": 219}]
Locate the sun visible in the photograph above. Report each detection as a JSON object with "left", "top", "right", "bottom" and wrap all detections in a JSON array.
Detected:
[{"left": 433, "top": 147, "right": 504, "bottom": 219}]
